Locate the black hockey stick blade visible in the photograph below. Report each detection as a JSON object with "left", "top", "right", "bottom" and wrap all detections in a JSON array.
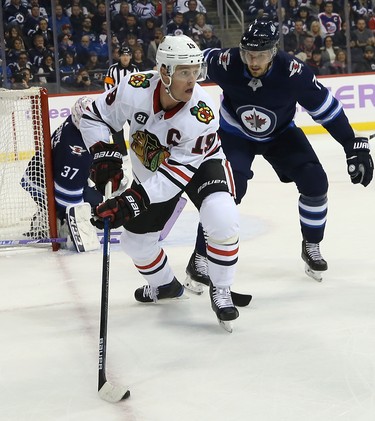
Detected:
[
  {"left": 231, "top": 291, "right": 252, "bottom": 307},
  {"left": 98, "top": 381, "right": 130, "bottom": 403}
]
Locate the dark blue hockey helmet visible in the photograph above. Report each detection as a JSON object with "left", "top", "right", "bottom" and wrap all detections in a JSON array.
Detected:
[{"left": 240, "top": 19, "right": 279, "bottom": 52}]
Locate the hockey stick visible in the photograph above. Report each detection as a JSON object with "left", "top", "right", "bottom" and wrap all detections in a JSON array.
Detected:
[
  {"left": 231, "top": 291, "right": 252, "bottom": 307},
  {"left": 98, "top": 181, "right": 130, "bottom": 403},
  {"left": 0, "top": 237, "right": 122, "bottom": 247},
  {"left": 0, "top": 238, "right": 67, "bottom": 246},
  {"left": 159, "top": 196, "right": 187, "bottom": 241}
]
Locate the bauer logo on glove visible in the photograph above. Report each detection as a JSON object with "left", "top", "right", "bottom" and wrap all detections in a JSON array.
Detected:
[
  {"left": 91, "top": 188, "right": 146, "bottom": 229},
  {"left": 93, "top": 150, "right": 123, "bottom": 161}
]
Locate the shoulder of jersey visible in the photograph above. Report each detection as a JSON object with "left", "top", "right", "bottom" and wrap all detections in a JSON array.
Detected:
[
  {"left": 188, "top": 86, "right": 218, "bottom": 127},
  {"left": 206, "top": 47, "right": 241, "bottom": 71},
  {"left": 125, "top": 70, "right": 159, "bottom": 89},
  {"left": 275, "top": 50, "right": 306, "bottom": 78}
]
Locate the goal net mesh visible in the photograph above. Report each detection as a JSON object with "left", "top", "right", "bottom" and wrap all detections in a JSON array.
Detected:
[{"left": 0, "top": 87, "right": 53, "bottom": 241}]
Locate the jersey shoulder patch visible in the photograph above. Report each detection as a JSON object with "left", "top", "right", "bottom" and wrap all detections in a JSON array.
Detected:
[
  {"left": 190, "top": 100, "right": 215, "bottom": 124},
  {"left": 288, "top": 58, "right": 303, "bottom": 77},
  {"left": 128, "top": 72, "right": 154, "bottom": 88}
]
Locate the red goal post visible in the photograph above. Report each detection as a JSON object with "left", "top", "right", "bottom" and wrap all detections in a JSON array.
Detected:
[{"left": 0, "top": 87, "right": 58, "bottom": 250}]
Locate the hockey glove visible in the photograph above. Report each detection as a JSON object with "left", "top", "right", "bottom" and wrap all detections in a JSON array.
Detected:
[
  {"left": 345, "top": 137, "right": 373, "bottom": 187},
  {"left": 89, "top": 141, "right": 123, "bottom": 195},
  {"left": 91, "top": 188, "right": 145, "bottom": 229}
]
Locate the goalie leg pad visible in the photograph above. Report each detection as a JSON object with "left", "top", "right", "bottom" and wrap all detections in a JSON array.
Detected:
[{"left": 66, "top": 203, "right": 100, "bottom": 252}]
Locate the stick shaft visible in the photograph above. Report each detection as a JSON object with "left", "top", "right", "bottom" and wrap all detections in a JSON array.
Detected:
[
  {"left": 98, "top": 182, "right": 112, "bottom": 390},
  {"left": 0, "top": 238, "right": 67, "bottom": 246}
]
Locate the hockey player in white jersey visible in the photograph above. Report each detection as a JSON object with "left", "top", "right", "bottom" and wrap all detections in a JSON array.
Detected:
[{"left": 80, "top": 35, "right": 240, "bottom": 331}]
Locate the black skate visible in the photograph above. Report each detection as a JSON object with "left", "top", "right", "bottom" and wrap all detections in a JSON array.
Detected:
[
  {"left": 184, "top": 252, "right": 210, "bottom": 295},
  {"left": 134, "top": 277, "right": 184, "bottom": 303},
  {"left": 210, "top": 283, "right": 239, "bottom": 333},
  {"left": 185, "top": 251, "right": 253, "bottom": 307},
  {"left": 301, "top": 240, "right": 328, "bottom": 282}
]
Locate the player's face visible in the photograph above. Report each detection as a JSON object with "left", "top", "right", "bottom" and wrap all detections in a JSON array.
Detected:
[
  {"left": 170, "top": 65, "right": 201, "bottom": 102},
  {"left": 241, "top": 49, "right": 274, "bottom": 78}
]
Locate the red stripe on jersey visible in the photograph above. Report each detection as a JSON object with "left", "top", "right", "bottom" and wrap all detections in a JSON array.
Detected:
[
  {"left": 135, "top": 249, "right": 164, "bottom": 270},
  {"left": 207, "top": 244, "right": 239, "bottom": 256},
  {"left": 153, "top": 81, "right": 162, "bottom": 113},
  {"left": 225, "top": 159, "right": 235, "bottom": 195},
  {"left": 162, "top": 161, "right": 191, "bottom": 182},
  {"left": 153, "top": 81, "right": 184, "bottom": 118}
]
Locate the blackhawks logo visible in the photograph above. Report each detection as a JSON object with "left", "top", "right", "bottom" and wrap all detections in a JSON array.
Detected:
[
  {"left": 190, "top": 101, "right": 215, "bottom": 124},
  {"left": 131, "top": 129, "right": 170, "bottom": 172},
  {"left": 128, "top": 73, "right": 153, "bottom": 88}
]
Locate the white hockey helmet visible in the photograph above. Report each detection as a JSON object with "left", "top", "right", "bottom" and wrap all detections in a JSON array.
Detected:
[
  {"left": 156, "top": 35, "right": 207, "bottom": 81},
  {"left": 71, "top": 96, "right": 93, "bottom": 128}
]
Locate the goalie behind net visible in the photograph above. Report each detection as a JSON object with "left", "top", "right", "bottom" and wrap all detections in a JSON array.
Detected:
[{"left": 0, "top": 87, "right": 57, "bottom": 247}]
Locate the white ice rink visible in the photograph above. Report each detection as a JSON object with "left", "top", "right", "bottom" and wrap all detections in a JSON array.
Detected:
[{"left": 1, "top": 134, "right": 375, "bottom": 421}]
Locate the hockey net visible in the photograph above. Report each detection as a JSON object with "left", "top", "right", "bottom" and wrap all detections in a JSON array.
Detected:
[{"left": 0, "top": 87, "right": 58, "bottom": 249}]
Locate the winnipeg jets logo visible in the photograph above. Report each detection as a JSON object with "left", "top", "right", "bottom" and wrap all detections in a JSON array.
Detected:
[
  {"left": 248, "top": 78, "right": 262, "bottom": 91},
  {"left": 325, "top": 21, "right": 337, "bottom": 35},
  {"left": 244, "top": 110, "right": 267, "bottom": 130},
  {"left": 238, "top": 105, "right": 276, "bottom": 137},
  {"left": 218, "top": 49, "right": 231, "bottom": 70},
  {"left": 69, "top": 145, "right": 87, "bottom": 156},
  {"left": 289, "top": 59, "right": 303, "bottom": 77}
]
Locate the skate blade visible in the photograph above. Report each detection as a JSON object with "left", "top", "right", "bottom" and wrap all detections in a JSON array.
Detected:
[
  {"left": 156, "top": 293, "right": 190, "bottom": 303},
  {"left": 160, "top": 290, "right": 190, "bottom": 302},
  {"left": 305, "top": 264, "right": 323, "bottom": 282},
  {"left": 218, "top": 319, "right": 233, "bottom": 333},
  {"left": 184, "top": 276, "right": 205, "bottom": 295}
]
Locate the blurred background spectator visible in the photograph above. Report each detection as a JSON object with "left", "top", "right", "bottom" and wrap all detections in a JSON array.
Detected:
[
  {"left": 353, "top": 45, "right": 375, "bottom": 72},
  {"left": 1, "top": 0, "right": 375, "bottom": 92}
]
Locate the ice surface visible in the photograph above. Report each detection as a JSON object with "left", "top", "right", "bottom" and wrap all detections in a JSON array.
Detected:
[{"left": 1, "top": 134, "right": 375, "bottom": 421}]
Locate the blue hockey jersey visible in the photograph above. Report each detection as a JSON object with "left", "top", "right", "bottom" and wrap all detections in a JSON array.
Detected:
[
  {"left": 21, "top": 115, "right": 93, "bottom": 220},
  {"left": 203, "top": 48, "right": 355, "bottom": 147}
]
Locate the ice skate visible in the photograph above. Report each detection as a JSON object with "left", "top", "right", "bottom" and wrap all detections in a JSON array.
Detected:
[
  {"left": 134, "top": 277, "right": 185, "bottom": 303},
  {"left": 209, "top": 283, "right": 239, "bottom": 333},
  {"left": 184, "top": 251, "right": 210, "bottom": 295},
  {"left": 185, "top": 252, "right": 253, "bottom": 307},
  {"left": 301, "top": 240, "right": 328, "bottom": 282}
]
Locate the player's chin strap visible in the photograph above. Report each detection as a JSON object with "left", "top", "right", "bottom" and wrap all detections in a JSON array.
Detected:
[{"left": 161, "top": 76, "right": 181, "bottom": 103}]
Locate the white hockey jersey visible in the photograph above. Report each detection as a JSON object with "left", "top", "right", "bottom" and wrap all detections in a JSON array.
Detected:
[{"left": 80, "top": 71, "right": 224, "bottom": 204}]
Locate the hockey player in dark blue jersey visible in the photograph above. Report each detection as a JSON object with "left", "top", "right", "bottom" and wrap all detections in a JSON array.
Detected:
[
  {"left": 21, "top": 96, "right": 103, "bottom": 250},
  {"left": 185, "top": 18, "right": 373, "bottom": 286}
]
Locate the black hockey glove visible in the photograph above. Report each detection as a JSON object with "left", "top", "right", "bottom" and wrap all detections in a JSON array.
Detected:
[
  {"left": 345, "top": 137, "right": 373, "bottom": 187},
  {"left": 91, "top": 188, "right": 146, "bottom": 229},
  {"left": 89, "top": 141, "right": 124, "bottom": 195}
]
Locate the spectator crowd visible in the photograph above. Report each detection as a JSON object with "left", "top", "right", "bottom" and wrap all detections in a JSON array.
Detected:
[
  {"left": 1, "top": 0, "right": 374, "bottom": 91},
  {"left": 244, "top": 0, "right": 375, "bottom": 75}
]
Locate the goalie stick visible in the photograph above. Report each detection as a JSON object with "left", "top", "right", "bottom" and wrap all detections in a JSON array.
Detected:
[
  {"left": 0, "top": 237, "right": 122, "bottom": 247},
  {"left": 98, "top": 182, "right": 130, "bottom": 403}
]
